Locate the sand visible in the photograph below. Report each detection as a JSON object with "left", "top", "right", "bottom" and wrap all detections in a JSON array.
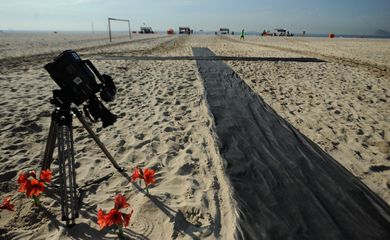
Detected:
[{"left": 0, "top": 32, "right": 389, "bottom": 239}]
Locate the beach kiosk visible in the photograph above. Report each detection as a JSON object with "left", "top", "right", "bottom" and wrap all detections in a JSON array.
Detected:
[
  {"left": 219, "top": 28, "right": 230, "bottom": 34},
  {"left": 274, "top": 28, "right": 287, "bottom": 36},
  {"left": 139, "top": 26, "right": 154, "bottom": 34},
  {"left": 179, "top": 27, "right": 191, "bottom": 34},
  {"left": 273, "top": 28, "right": 293, "bottom": 36}
]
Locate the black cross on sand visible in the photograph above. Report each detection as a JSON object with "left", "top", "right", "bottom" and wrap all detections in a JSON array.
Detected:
[
  {"left": 97, "top": 55, "right": 325, "bottom": 63},
  {"left": 99, "top": 48, "right": 390, "bottom": 239}
]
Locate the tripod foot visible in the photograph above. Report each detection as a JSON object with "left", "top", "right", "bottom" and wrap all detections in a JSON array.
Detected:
[{"left": 66, "top": 223, "right": 76, "bottom": 228}]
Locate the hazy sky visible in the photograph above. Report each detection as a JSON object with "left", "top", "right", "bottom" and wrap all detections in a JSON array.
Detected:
[{"left": 0, "top": 0, "right": 389, "bottom": 34}]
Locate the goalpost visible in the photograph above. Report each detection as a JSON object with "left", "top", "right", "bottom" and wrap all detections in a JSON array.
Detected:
[{"left": 108, "top": 17, "right": 131, "bottom": 42}]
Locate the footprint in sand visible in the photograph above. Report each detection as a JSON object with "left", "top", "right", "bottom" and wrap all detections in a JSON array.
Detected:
[
  {"left": 176, "top": 162, "right": 197, "bottom": 176},
  {"left": 369, "top": 165, "right": 390, "bottom": 172}
]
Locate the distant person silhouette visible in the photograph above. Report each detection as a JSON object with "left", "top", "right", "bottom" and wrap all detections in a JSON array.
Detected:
[{"left": 240, "top": 29, "right": 245, "bottom": 40}]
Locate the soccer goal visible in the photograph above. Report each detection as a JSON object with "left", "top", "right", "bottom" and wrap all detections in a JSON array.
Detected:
[{"left": 108, "top": 17, "right": 131, "bottom": 42}]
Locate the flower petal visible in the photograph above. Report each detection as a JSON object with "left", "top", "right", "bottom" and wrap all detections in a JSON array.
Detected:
[
  {"left": 40, "top": 169, "right": 52, "bottom": 183},
  {"left": 114, "top": 194, "right": 129, "bottom": 210},
  {"left": 0, "top": 197, "right": 15, "bottom": 211},
  {"left": 26, "top": 179, "right": 45, "bottom": 197},
  {"left": 17, "top": 171, "right": 28, "bottom": 184},
  {"left": 105, "top": 209, "right": 123, "bottom": 226},
  {"left": 97, "top": 209, "right": 107, "bottom": 229},
  {"left": 123, "top": 209, "right": 134, "bottom": 227},
  {"left": 131, "top": 168, "right": 141, "bottom": 182},
  {"left": 143, "top": 168, "right": 156, "bottom": 186}
]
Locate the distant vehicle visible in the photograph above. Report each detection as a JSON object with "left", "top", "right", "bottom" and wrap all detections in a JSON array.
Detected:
[
  {"left": 167, "top": 28, "right": 174, "bottom": 34},
  {"left": 219, "top": 28, "right": 230, "bottom": 34},
  {"left": 261, "top": 30, "right": 271, "bottom": 36},
  {"left": 273, "top": 28, "right": 293, "bottom": 37},
  {"left": 179, "top": 27, "right": 191, "bottom": 34},
  {"left": 139, "top": 27, "right": 154, "bottom": 34}
]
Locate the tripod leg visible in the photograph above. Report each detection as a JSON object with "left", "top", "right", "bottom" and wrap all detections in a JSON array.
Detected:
[
  {"left": 73, "top": 108, "right": 124, "bottom": 172},
  {"left": 57, "top": 124, "right": 70, "bottom": 225},
  {"left": 42, "top": 112, "right": 58, "bottom": 170},
  {"left": 57, "top": 110, "right": 78, "bottom": 226},
  {"left": 65, "top": 121, "right": 78, "bottom": 221}
]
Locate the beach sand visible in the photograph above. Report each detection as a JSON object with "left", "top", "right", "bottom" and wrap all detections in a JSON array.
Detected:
[{"left": 0, "top": 33, "right": 389, "bottom": 239}]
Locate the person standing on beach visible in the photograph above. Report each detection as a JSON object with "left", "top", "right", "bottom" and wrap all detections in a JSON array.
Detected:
[{"left": 240, "top": 29, "right": 245, "bottom": 40}]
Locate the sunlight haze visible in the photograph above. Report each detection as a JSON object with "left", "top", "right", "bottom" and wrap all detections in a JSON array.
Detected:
[{"left": 0, "top": 0, "right": 389, "bottom": 35}]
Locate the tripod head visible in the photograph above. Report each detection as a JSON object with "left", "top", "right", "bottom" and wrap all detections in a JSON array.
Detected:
[{"left": 50, "top": 90, "right": 72, "bottom": 109}]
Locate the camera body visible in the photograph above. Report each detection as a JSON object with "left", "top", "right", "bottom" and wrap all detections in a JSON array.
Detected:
[
  {"left": 44, "top": 50, "right": 117, "bottom": 128},
  {"left": 44, "top": 50, "right": 100, "bottom": 105}
]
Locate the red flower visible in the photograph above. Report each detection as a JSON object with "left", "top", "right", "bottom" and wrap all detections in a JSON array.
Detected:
[
  {"left": 143, "top": 169, "right": 156, "bottom": 186},
  {"left": 0, "top": 197, "right": 15, "bottom": 211},
  {"left": 18, "top": 169, "right": 51, "bottom": 198},
  {"left": 114, "top": 194, "right": 129, "bottom": 210},
  {"left": 40, "top": 169, "right": 52, "bottom": 183},
  {"left": 131, "top": 167, "right": 156, "bottom": 186},
  {"left": 97, "top": 195, "right": 133, "bottom": 232},
  {"left": 26, "top": 179, "right": 45, "bottom": 197},
  {"left": 105, "top": 209, "right": 123, "bottom": 227}
]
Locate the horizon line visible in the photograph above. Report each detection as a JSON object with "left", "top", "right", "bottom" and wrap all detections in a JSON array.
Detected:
[{"left": 1, "top": 29, "right": 389, "bottom": 37}]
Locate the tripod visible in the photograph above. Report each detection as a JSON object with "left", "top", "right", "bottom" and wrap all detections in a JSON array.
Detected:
[{"left": 41, "top": 91, "right": 124, "bottom": 226}]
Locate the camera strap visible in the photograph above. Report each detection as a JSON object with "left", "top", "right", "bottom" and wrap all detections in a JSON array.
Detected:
[{"left": 84, "top": 60, "right": 105, "bottom": 83}]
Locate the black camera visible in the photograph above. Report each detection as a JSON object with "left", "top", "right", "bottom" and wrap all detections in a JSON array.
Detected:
[{"left": 44, "top": 50, "right": 117, "bottom": 128}]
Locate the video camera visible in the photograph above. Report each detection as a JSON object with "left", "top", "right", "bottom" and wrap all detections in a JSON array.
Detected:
[{"left": 44, "top": 50, "right": 117, "bottom": 128}]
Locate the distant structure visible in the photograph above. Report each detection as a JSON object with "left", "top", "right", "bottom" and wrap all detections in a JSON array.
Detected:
[
  {"left": 260, "top": 29, "right": 294, "bottom": 37},
  {"left": 219, "top": 28, "right": 230, "bottom": 34},
  {"left": 139, "top": 26, "right": 154, "bottom": 34},
  {"left": 108, "top": 17, "right": 131, "bottom": 42},
  {"left": 274, "top": 28, "right": 287, "bottom": 36},
  {"left": 179, "top": 27, "right": 191, "bottom": 34},
  {"left": 273, "top": 28, "right": 293, "bottom": 37}
]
